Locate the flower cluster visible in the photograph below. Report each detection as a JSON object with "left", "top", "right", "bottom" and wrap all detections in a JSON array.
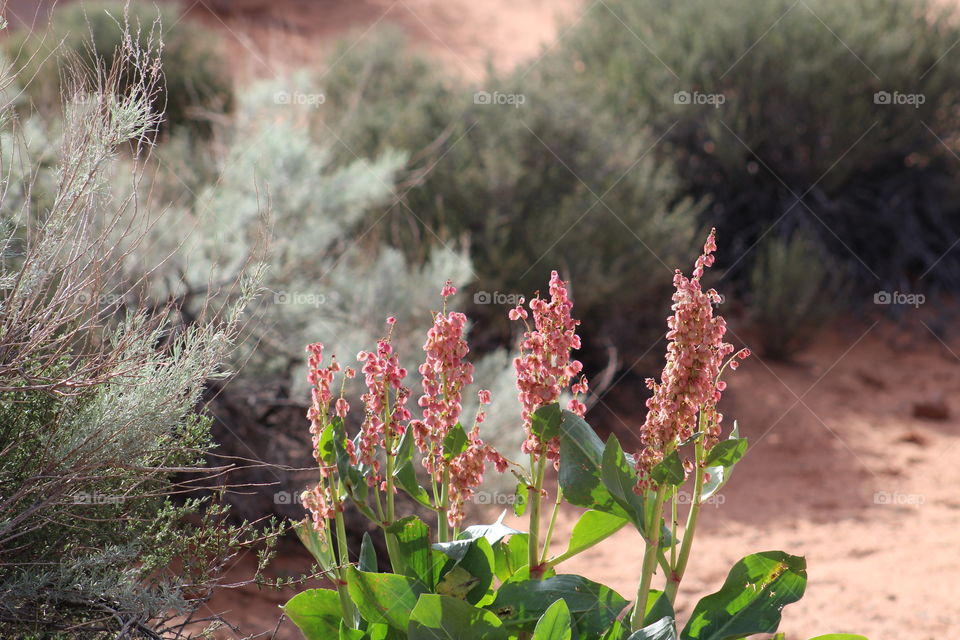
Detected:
[
  {"left": 510, "top": 271, "right": 588, "bottom": 464},
  {"left": 413, "top": 281, "right": 474, "bottom": 477},
  {"left": 357, "top": 326, "right": 411, "bottom": 487},
  {"left": 636, "top": 229, "right": 744, "bottom": 492},
  {"left": 302, "top": 343, "right": 354, "bottom": 528}
]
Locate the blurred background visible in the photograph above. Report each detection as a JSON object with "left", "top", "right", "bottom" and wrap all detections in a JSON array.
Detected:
[{"left": 3, "top": 0, "right": 959, "bottom": 637}]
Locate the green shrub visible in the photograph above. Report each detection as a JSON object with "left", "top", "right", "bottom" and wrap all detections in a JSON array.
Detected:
[
  {"left": 7, "top": 1, "right": 232, "bottom": 134},
  {"left": 749, "top": 231, "right": 837, "bottom": 360},
  {"left": 551, "top": 0, "right": 960, "bottom": 296},
  {"left": 0, "top": 24, "right": 273, "bottom": 638},
  {"left": 313, "top": 27, "right": 703, "bottom": 364}
]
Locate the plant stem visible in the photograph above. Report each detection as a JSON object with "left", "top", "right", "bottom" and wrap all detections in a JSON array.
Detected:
[
  {"left": 665, "top": 435, "right": 706, "bottom": 604},
  {"left": 333, "top": 502, "right": 357, "bottom": 627},
  {"left": 527, "top": 453, "right": 546, "bottom": 577},
  {"left": 631, "top": 485, "right": 667, "bottom": 631},
  {"left": 437, "top": 464, "right": 451, "bottom": 543},
  {"left": 539, "top": 487, "right": 563, "bottom": 564}
]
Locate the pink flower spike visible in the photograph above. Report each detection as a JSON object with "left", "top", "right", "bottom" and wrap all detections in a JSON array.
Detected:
[{"left": 441, "top": 280, "right": 457, "bottom": 298}]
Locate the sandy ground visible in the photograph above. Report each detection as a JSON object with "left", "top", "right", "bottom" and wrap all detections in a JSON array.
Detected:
[{"left": 205, "top": 321, "right": 960, "bottom": 639}]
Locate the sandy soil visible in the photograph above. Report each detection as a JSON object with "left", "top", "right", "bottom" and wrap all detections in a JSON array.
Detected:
[{"left": 205, "top": 321, "right": 960, "bottom": 639}]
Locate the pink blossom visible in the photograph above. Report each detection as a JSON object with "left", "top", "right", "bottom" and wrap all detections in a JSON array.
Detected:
[
  {"left": 441, "top": 280, "right": 457, "bottom": 298},
  {"left": 305, "top": 343, "right": 343, "bottom": 465},
  {"left": 357, "top": 331, "right": 411, "bottom": 487},
  {"left": 511, "top": 271, "right": 587, "bottom": 465},
  {"left": 447, "top": 424, "right": 508, "bottom": 527},
  {"left": 635, "top": 229, "right": 738, "bottom": 493},
  {"left": 477, "top": 389, "right": 492, "bottom": 405},
  {"left": 301, "top": 484, "right": 337, "bottom": 531}
]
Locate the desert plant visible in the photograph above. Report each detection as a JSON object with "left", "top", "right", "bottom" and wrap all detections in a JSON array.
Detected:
[
  {"left": 0, "top": 19, "right": 276, "bottom": 638},
  {"left": 749, "top": 231, "right": 837, "bottom": 360},
  {"left": 549, "top": 0, "right": 960, "bottom": 298},
  {"left": 6, "top": 1, "right": 232, "bottom": 134},
  {"left": 312, "top": 26, "right": 703, "bottom": 364},
  {"left": 279, "top": 231, "right": 864, "bottom": 640}
]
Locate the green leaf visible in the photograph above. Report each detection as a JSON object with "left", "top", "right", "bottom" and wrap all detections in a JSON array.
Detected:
[
  {"left": 704, "top": 438, "right": 747, "bottom": 468},
  {"left": 283, "top": 588, "right": 344, "bottom": 640},
  {"left": 531, "top": 403, "right": 563, "bottom": 440},
  {"left": 487, "top": 574, "right": 629, "bottom": 637},
  {"left": 442, "top": 423, "right": 469, "bottom": 460},
  {"left": 700, "top": 466, "right": 725, "bottom": 502},
  {"left": 532, "top": 598, "right": 572, "bottom": 640},
  {"left": 396, "top": 425, "right": 415, "bottom": 464},
  {"left": 386, "top": 516, "right": 435, "bottom": 589},
  {"left": 408, "top": 593, "right": 507, "bottom": 639},
  {"left": 514, "top": 480, "right": 528, "bottom": 517},
  {"left": 602, "top": 618, "right": 627, "bottom": 640},
  {"left": 433, "top": 511, "right": 521, "bottom": 563},
  {"left": 650, "top": 450, "right": 685, "bottom": 486},
  {"left": 600, "top": 435, "right": 647, "bottom": 530},
  {"left": 806, "top": 636, "right": 869, "bottom": 640},
  {"left": 558, "top": 410, "right": 629, "bottom": 517},
  {"left": 493, "top": 532, "right": 529, "bottom": 582},
  {"left": 644, "top": 590, "right": 675, "bottom": 627},
  {"left": 339, "top": 621, "right": 365, "bottom": 640},
  {"left": 629, "top": 617, "right": 678, "bottom": 640},
  {"left": 561, "top": 510, "right": 629, "bottom": 561},
  {"left": 394, "top": 459, "right": 434, "bottom": 509},
  {"left": 680, "top": 551, "right": 807, "bottom": 640},
  {"left": 359, "top": 531, "right": 378, "bottom": 573},
  {"left": 346, "top": 567, "right": 427, "bottom": 630},
  {"left": 441, "top": 536, "right": 495, "bottom": 604},
  {"left": 436, "top": 565, "right": 480, "bottom": 600},
  {"left": 293, "top": 518, "right": 337, "bottom": 573}
]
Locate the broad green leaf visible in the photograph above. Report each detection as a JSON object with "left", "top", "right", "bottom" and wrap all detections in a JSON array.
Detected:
[
  {"left": 359, "top": 531, "right": 378, "bottom": 573},
  {"left": 346, "top": 567, "right": 427, "bottom": 630},
  {"left": 436, "top": 565, "right": 480, "bottom": 600},
  {"left": 681, "top": 551, "right": 807, "bottom": 640},
  {"left": 514, "top": 480, "right": 528, "bottom": 517},
  {"left": 601, "top": 435, "right": 647, "bottom": 530},
  {"left": 558, "top": 410, "right": 629, "bottom": 517},
  {"left": 493, "top": 533, "right": 529, "bottom": 581},
  {"left": 395, "top": 425, "right": 415, "bottom": 464},
  {"left": 386, "top": 516, "right": 435, "bottom": 589},
  {"left": 532, "top": 598, "right": 572, "bottom": 640},
  {"left": 442, "top": 423, "right": 469, "bottom": 460},
  {"left": 629, "top": 616, "right": 678, "bottom": 640},
  {"left": 806, "top": 636, "right": 869, "bottom": 640},
  {"left": 704, "top": 438, "right": 747, "bottom": 468},
  {"left": 293, "top": 518, "right": 337, "bottom": 573},
  {"left": 700, "top": 466, "right": 725, "bottom": 502},
  {"left": 408, "top": 593, "right": 507, "bottom": 639},
  {"left": 531, "top": 403, "right": 563, "bottom": 440},
  {"left": 441, "top": 536, "right": 495, "bottom": 604},
  {"left": 394, "top": 459, "right": 433, "bottom": 508},
  {"left": 283, "top": 588, "right": 343, "bottom": 640},
  {"left": 602, "top": 618, "right": 627, "bottom": 640},
  {"left": 487, "top": 574, "right": 629, "bottom": 637},
  {"left": 339, "top": 621, "right": 365, "bottom": 640},
  {"left": 644, "top": 590, "right": 675, "bottom": 627},
  {"left": 650, "top": 450, "right": 685, "bottom": 486},
  {"left": 561, "top": 510, "right": 629, "bottom": 561}
]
